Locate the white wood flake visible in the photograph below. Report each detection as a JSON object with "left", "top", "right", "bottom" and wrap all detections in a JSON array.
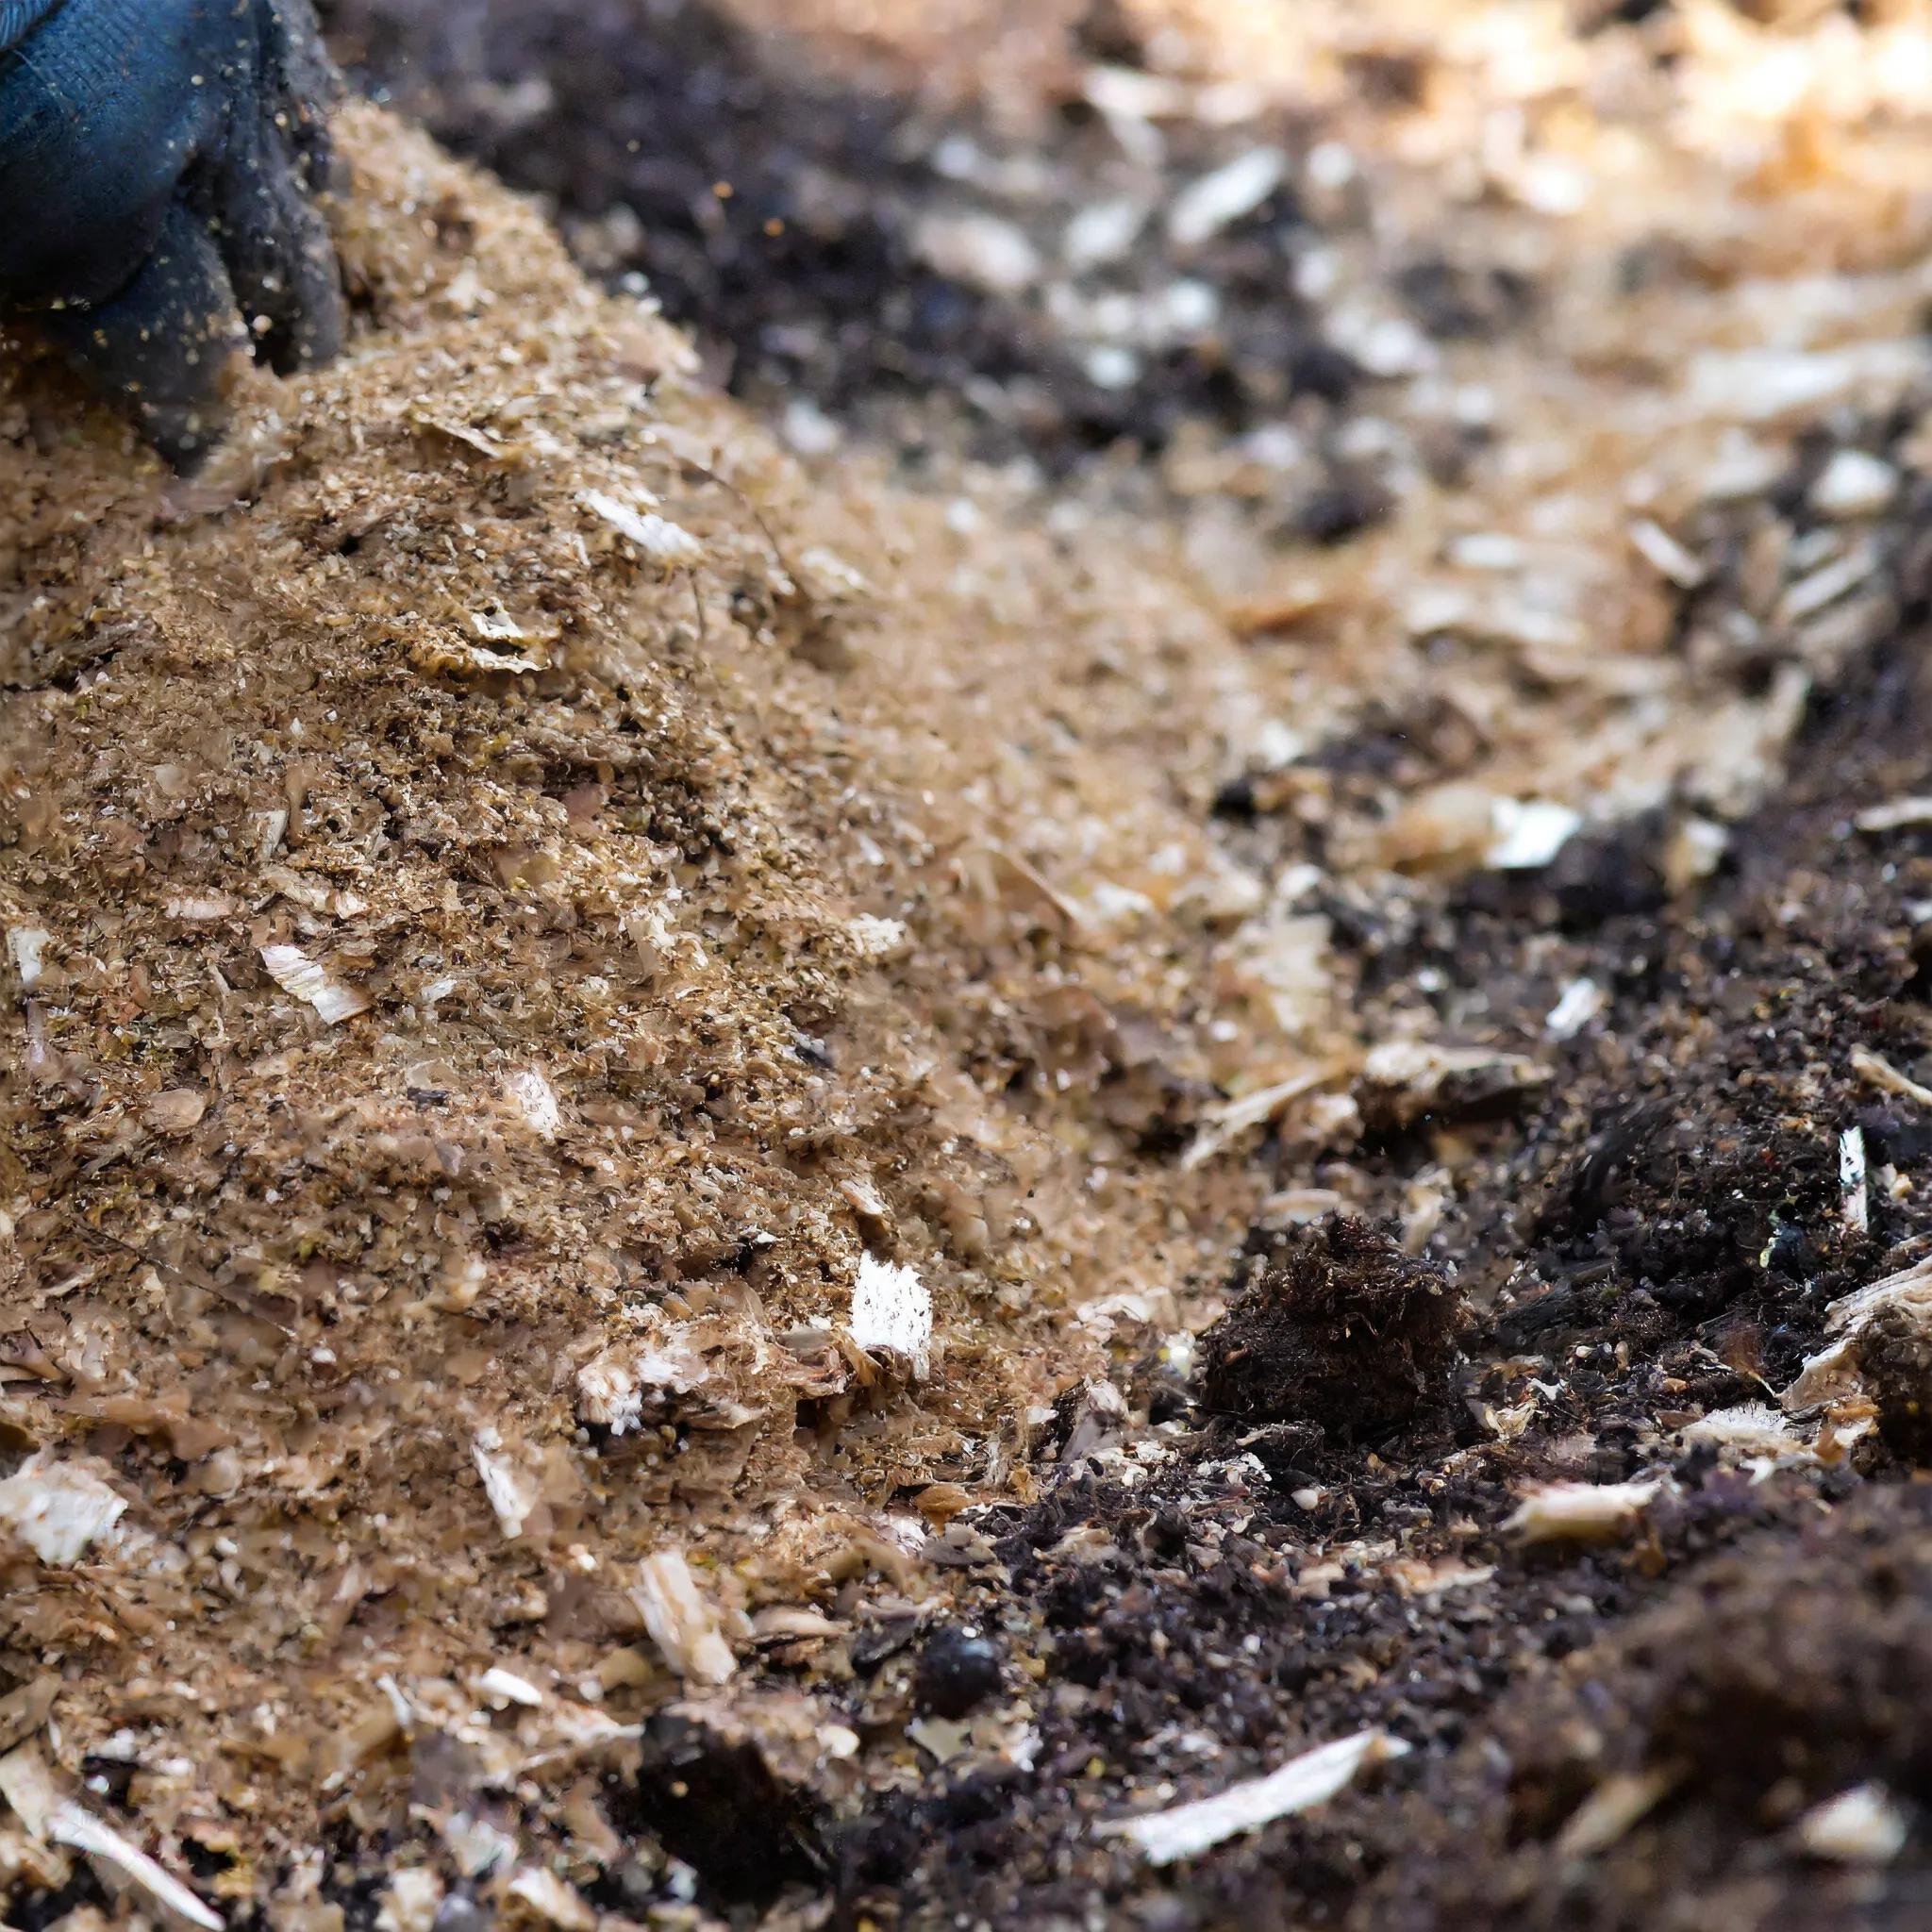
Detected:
[
  {"left": 1167, "top": 148, "right": 1287, "bottom": 249},
  {"left": 50, "top": 1798, "right": 225, "bottom": 1930},
  {"left": 506, "top": 1067, "right": 562, "bottom": 1140},
  {"left": 471, "top": 1434, "right": 541, "bottom": 1541},
  {"left": 6, "top": 926, "right": 49, "bottom": 991},
  {"left": 1841, "top": 1124, "right": 1869, "bottom": 1234},
  {"left": 851, "top": 1253, "right": 932, "bottom": 1379},
  {"left": 1502, "top": 1479, "right": 1660, "bottom": 1544},
  {"left": 259, "top": 944, "right": 372, "bottom": 1024},
  {"left": 0, "top": 1455, "right": 128, "bottom": 1565},
  {"left": 1097, "top": 1729, "right": 1410, "bottom": 1864},
  {"left": 1797, "top": 1784, "right": 1908, "bottom": 1864},
  {"left": 505, "top": 1868, "right": 595, "bottom": 1932},
  {"left": 631, "top": 1550, "right": 736, "bottom": 1685},
  {"left": 580, "top": 491, "right": 705, "bottom": 565}
]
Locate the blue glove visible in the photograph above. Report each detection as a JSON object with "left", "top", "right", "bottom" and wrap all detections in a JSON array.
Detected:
[{"left": 0, "top": 0, "right": 344, "bottom": 466}]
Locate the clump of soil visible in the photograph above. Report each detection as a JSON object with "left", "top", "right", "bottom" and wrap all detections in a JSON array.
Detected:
[
  {"left": 1375, "top": 1484, "right": 1932, "bottom": 1928},
  {"left": 1195, "top": 1215, "right": 1467, "bottom": 1441},
  {"left": 1640, "top": 1494, "right": 1932, "bottom": 1806},
  {"left": 913, "top": 1623, "right": 1005, "bottom": 1719},
  {"left": 626, "top": 1708, "right": 825, "bottom": 1904},
  {"left": 1858, "top": 1305, "right": 1932, "bottom": 1464}
]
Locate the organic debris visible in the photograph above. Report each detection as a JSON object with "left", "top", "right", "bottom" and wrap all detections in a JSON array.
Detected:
[
  {"left": 1795, "top": 1783, "right": 1910, "bottom": 1866},
  {"left": 848, "top": 1253, "right": 933, "bottom": 1381},
  {"left": 0, "top": 1457, "right": 127, "bottom": 1565},
  {"left": 1195, "top": 1216, "right": 1466, "bottom": 1440},
  {"left": 627, "top": 1707, "right": 824, "bottom": 1903},
  {"left": 631, "top": 1551, "right": 736, "bottom": 1686},
  {"left": 1502, "top": 1480, "right": 1662, "bottom": 1547}
]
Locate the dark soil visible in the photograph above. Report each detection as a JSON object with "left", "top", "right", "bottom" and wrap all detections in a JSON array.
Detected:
[
  {"left": 809, "top": 589, "right": 1932, "bottom": 1930},
  {"left": 1196, "top": 1217, "right": 1468, "bottom": 1442},
  {"left": 1862, "top": 1308, "right": 1932, "bottom": 1465},
  {"left": 314, "top": 0, "right": 1444, "bottom": 477},
  {"left": 776, "top": 587, "right": 1932, "bottom": 1932},
  {"left": 628, "top": 1710, "right": 828, "bottom": 1905},
  {"left": 1359, "top": 1485, "right": 1932, "bottom": 1932}
]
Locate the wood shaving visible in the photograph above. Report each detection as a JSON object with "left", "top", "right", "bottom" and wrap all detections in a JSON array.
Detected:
[
  {"left": 1096, "top": 1729, "right": 1411, "bottom": 1864},
  {"left": 504, "top": 1867, "right": 596, "bottom": 1931},
  {"left": 1167, "top": 148, "right": 1288, "bottom": 249},
  {"left": 471, "top": 1433, "right": 541, "bottom": 1541},
  {"left": 49, "top": 1799, "right": 225, "bottom": 1932},
  {"left": 375, "top": 1869, "right": 444, "bottom": 1932},
  {"left": 578, "top": 491, "right": 706, "bottom": 565},
  {"left": 5, "top": 925, "right": 47, "bottom": 991},
  {"left": 477, "top": 1666, "right": 546, "bottom": 1707},
  {"left": 631, "top": 1550, "right": 736, "bottom": 1686},
  {"left": 1795, "top": 1784, "right": 1909, "bottom": 1865},
  {"left": 1824, "top": 1255, "right": 1932, "bottom": 1338},
  {"left": 1853, "top": 797, "right": 1932, "bottom": 834},
  {"left": 1556, "top": 1767, "right": 1681, "bottom": 1859},
  {"left": 1851, "top": 1046, "right": 1932, "bottom": 1108},
  {"left": 258, "top": 944, "right": 373, "bottom": 1024},
  {"left": 849, "top": 1254, "right": 933, "bottom": 1380},
  {"left": 0, "top": 1456, "right": 127, "bottom": 1566},
  {"left": 1502, "top": 1480, "right": 1662, "bottom": 1545}
]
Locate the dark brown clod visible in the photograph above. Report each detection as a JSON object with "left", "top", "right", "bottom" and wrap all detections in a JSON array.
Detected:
[
  {"left": 627, "top": 1711, "right": 824, "bottom": 1904},
  {"left": 1194, "top": 1215, "right": 1468, "bottom": 1441},
  {"left": 1858, "top": 1304, "right": 1932, "bottom": 1465},
  {"left": 1612, "top": 1486, "right": 1932, "bottom": 1810}
]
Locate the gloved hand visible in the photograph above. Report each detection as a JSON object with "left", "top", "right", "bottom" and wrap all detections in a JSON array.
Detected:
[{"left": 0, "top": 0, "right": 345, "bottom": 467}]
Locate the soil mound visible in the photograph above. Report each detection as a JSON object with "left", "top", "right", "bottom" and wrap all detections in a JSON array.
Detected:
[{"left": 1196, "top": 1216, "right": 1466, "bottom": 1441}]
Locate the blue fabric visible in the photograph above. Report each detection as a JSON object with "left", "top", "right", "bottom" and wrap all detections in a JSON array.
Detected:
[
  {"left": 0, "top": 0, "right": 227, "bottom": 307},
  {"left": 0, "top": 0, "right": 62, "bottom": 53},
  {"left": 0, "top": 0, "right": 341, "bottom": 464}
]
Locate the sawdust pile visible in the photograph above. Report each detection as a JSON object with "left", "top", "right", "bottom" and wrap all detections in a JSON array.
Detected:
[{"left": 0, "top": 107, "right": 1272, "bottom": 1920}]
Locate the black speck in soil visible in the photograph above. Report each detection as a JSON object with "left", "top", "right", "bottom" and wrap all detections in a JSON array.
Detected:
[
  {"left": 1293, "top": 478, "right": 1392, "bottom": 547},
  {"left": 914, "top": 1624, "right": 1003, "bottom": 1719}
]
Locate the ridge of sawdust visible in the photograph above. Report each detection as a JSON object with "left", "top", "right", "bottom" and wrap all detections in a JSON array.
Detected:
[
  {"left": 336, "top": 0, "right": 1932, "bottom": 965},
  {"left": 0, "top": 107, "right": 1294, "bottom": 1915}
]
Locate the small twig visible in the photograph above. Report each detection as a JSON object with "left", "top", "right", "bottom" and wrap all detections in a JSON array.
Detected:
[
  {"left": 688, "top": 567, "right": 708, "bottom": 643},
  {"left": 641, "top": 441, "right": 792, "bottom": 585},
  {"left": 69, "top": 1222, "right": 295, "bottom": 1330},
  {"left": 685, "top": 458, "right": 790, "bottom": 580},
  {"left": 513, "top": 1724, "right": 646, "bottom": 1779}
]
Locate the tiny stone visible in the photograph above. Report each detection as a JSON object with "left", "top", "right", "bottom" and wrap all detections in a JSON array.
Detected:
[
  {"left": 1809, "top": 447, "right": 1898, "bottom": 520},
  {"left": 914, "top": 1624, "right": 1003, "bottom": 1719},
  {"left": 432, "top": 1897, "right": 490, "bottom": 1932}
]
